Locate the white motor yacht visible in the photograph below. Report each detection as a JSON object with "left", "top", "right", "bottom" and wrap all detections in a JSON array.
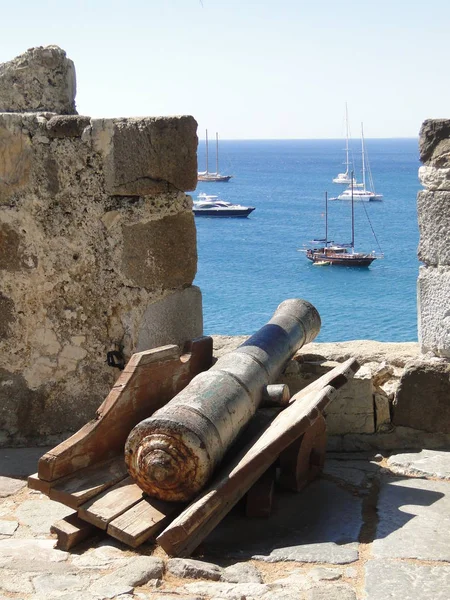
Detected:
[{"left": 193, "top": 194, "right": 255, "bottom": 217}]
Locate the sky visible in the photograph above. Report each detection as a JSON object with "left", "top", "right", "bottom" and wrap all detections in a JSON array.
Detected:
[{"left": 1, "top": 0, "right": 449, "bottom": 139}]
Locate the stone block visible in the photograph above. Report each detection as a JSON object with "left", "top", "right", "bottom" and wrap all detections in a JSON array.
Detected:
[
  {"left": 419, "top": 119, "right": 450, "bottom": 165},
  {"left": 0, "top": 46, "right": 76, "bottom": 114},
  {"left": 374, "top": 391, "right": 391, "bottom": 431},
  {"left": 121, "top": 212, "right": 197, "bottom": 288},
  {"left": 0, "top": 114, "right": 33, "bottom": 202},
  {"left": 418, "top": 190, "right": 450, "bottom": 264},
  {"left": 392, "top": 360, "right": 450, "bottom": 433},
  {"left": 136, "top": 286, "right": 203, "bottom": 351},
  {"left": 46, "top": 115, "right": 90, "bottom": 138},
  {"left": 324, "top": 366, "right": 375, "bottom": 434},
  {"left": 417, "top": 266, "right": 450, "bottom": 357},
  {"left": 418, "top": 166, "right": 450, "bottom": 191},
  {"left": 88, "top": 116, "right": 198, "bottom": 194}
]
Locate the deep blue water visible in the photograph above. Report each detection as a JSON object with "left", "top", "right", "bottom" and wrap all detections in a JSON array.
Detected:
[{"left": 194, "top": 139, "right": 421, "bottom": 342}]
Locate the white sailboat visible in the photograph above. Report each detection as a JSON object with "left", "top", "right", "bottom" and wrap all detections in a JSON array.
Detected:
[
  {"left": 198, "top": 130, "right": 233, "bottom": 182},
  {"left": 333, "top": 104, "right": 357, "bottom": 186},
  {"left": 331, "top": 123, "right": 383, "bottom": 202}
]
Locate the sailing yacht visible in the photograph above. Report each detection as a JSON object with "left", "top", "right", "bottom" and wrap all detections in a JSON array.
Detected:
[
  {"left": 331, "top": 124, "right": 383, "bottom": 202},
  {"left": 306, "top": 175, "right": 382, "bottom": 267},
  {"left": 198, "top": 130, "right": 233, "bottom": 182}
]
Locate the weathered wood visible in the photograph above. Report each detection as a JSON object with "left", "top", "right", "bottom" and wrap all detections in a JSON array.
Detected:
[
  {"left": 50, "top": 513, "right": 97, "bottom": 551},
  {"left": 49, "top": 457, "right": 128, "bottom": 509},
  {"left": 157, "top": 357, "right": 358, "bottom": 557},
  {"left": 78, "top": 476, "right": 144, "bottom": 530},
  {"left": 245, "top": 464, "right": 276, "bottom": 518},
  {"left": 107, "top": 497, "right": 180, "bottom": 548},
  {"left": 37, "top": 337, "right": 213, "bottom": 482},
  {"left": 278, "top": 414, "right": 327, "bottom": 492},
  {"left": 28, "top": 472, "right": 53, "bottom": 494},
  {"left": 126, "top": 300, "right": 321, "bottom": 502},
  {"left": 288, "top": 356, "right": 360, "bottom": 404}
]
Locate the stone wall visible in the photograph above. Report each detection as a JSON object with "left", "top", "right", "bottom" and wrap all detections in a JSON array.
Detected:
[
  {"left": 0, "top": 47, "right": 203, "bottom": 446},
  {"left": 417, "top": 119, "right": 450, "bottom": 358}
]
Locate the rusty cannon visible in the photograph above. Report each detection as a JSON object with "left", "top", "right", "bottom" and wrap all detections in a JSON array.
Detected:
[
  {"left": 124, "top": 298, "right": 321, "bottom": 502},
  {"left": 31, "top": 297, "right": 360, "bottom": 553}
]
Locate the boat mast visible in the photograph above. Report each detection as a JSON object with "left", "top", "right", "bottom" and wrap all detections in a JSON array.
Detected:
[
  {"left": 205, "top": 129, "right": 209, "bottom": 175},
  {"left": 351, "top": 171, "right": 355, "bottom": 251},
  {"left": 325, "top": 191, "right": 328, "bottom": 247},
  {"left": 344, "top": 103, "right": 350, "bottom": 177},
  {"left": 215, "top": 132, "right": 219, "bottom": 175},
  {"left": 361, "top": 123, "right": 366, "bottom": 191}
]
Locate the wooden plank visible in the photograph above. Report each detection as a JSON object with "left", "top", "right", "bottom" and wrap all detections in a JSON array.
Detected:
[
  {"left": 49, "top": 457, "right": 128, "bottom": 509},
  {"left": 157, "top": 357, "right": 358, "bottom": 557},
  {"left": 245, "top": 464, "right": 276, "bottom": 518},
  {"left": 78, "top": 476, "right": 144, "bottom": 530},
  {"left": 288, "top": 356, "right": 360, "bottom": 404},
  {"left": 107, "top": 497, "right": 180, "bottom": 548},
  {"left": 50, "top": 512, "right": 97, "bottom": 551},
  {"left": 28, "top": 472, "right": 53, "bottom": 495},
  {"left": 278, "top": 414, "right": 327, "bottom": 492},
  {"left": 38, "top": 336, "right": 213, "bottom": 482}
]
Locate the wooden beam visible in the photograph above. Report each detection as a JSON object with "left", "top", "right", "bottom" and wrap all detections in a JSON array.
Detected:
[
  {"left": 245, "top": 464, "right": 276, "bottom": 518},
  {"left": 288, "top": 356, "right": 359, "bottom": 404},
  {"left": 49, "top": 457, "right": 128, "bottom": 509},
  {"left": 78, "top": 476, "right": 144, "bottom": 530},
  {"left": 107, "top": 497, "right": 180, "bottom": 548},
  {"left": 278, "top": 413, "right": 327, "bottom": 492},
  {"left": 157, "top": 357, "right": 358, "bottom": 557},
  {"left": 37, "top": 337, "right": 213, "bottom": 482},
  {"left": 50, "top": 513, "right": 97, "bottom": 551}
]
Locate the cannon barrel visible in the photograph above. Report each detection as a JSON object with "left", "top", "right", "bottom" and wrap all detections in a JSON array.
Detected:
[{"left": 125, "top": 299, "right": 321, "bottom": 502}]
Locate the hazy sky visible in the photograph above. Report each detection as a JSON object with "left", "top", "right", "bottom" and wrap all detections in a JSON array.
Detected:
[{"left": 1, "top": 0, "right": 449, "bottom": 139}]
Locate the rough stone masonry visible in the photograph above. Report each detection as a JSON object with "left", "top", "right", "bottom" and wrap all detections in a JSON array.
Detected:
[
  {"left": 417, "top": 119, "right": 450, "bottom": 358},
  {"left": 0, "top": 46, "right": 203, "bottom": 446}
]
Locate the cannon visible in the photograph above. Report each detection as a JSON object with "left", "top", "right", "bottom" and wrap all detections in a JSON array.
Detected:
[
  {"left": 124, "top": 298, "right": 321, "bottom": 502},
  {"left": 30, "top": 298, "right": 359, "bottom": 554}
]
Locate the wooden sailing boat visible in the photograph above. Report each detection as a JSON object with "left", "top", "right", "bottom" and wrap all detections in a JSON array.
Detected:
[
  {"left": 306, "top": 174, "right": 381, "bottom": 267},
  {"left": 197, "top": 130, "right": 233, "bottom": 182}
]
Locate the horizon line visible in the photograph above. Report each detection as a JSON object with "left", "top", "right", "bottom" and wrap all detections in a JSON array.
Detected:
[{"left": 200, "top": 136, "right": 419, "bottom": 142}]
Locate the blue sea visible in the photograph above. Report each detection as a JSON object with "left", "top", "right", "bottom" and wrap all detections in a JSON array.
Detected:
[{"left": 194, "top": 139, "right": 421, "bottom": 342}]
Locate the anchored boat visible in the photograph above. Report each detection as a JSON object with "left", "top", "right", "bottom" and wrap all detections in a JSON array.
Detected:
[
  {"left": 198, "top": 130, "right": 233, "bottom": 182},
  {"left": 331, "top": 123, "right": 383, "bottom": 202},
  {"left": 193, "top": 193, "right": 255, "bottom": 217},
  {"left": 306, "top": 177, "right": 383, "bottom": 267}
]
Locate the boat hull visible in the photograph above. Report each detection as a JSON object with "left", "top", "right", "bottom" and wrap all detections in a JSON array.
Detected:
[
  {"left": 197, "top": 174, "right": 233, "bottom": 182},
  {"left": 306, "top": 249, "right": 376, "bottom": 267},
  {"left": 330, "top": 193, "right": 383, "bottom": 202},
  {"left": 193, "top": 207, "right": 255, "bottom": 217}
]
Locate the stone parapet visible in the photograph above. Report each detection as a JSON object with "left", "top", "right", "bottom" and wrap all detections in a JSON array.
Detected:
[
  {"left": 0, "top": 48, "right": 201, "bottom": 446},
  {"left": 211, "top": 337, "right": 450, "bottom": 445},
  {"left": 417, "top": 119, "right": 450, "bottom": 357},
  {"left": 417, "top": 266, "right": 450, "bottom": 358},
  {"left": 0, "top": 46, "right": 76, "bottom": 114},
  {"left": 417, "top": 190, "right": 450, "bottom": 265},
  {"left": 86, "top": 117, "right": 198, "bottom": 194}
]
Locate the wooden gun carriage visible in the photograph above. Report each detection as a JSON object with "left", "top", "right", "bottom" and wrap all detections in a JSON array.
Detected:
[{"left": 28, "top": 299, "right": 358, "bottom": 556}]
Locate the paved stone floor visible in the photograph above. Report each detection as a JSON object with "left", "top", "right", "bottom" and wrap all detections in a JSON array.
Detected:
[{"left": 0, "top": 447, "right": 449, "bottom": 600}]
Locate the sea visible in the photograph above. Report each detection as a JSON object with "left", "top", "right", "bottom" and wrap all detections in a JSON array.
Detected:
[{"left": 194, "top": 139, "right": 421, "bottom": 343}]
